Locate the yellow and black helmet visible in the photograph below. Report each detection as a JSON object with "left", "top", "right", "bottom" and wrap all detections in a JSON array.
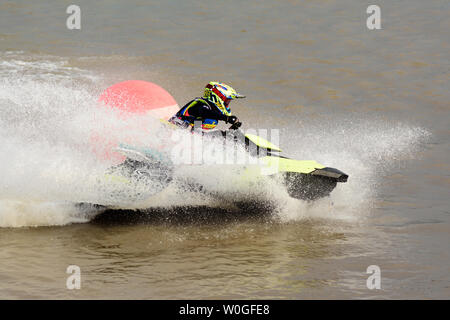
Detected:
[{"left": 203, "top": 81, "right": 245, "bottom": 116}]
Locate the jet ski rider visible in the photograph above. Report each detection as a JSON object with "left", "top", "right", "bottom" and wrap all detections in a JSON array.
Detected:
[{"left": 168, "top": 82, "right": 245, "bottom": 131}]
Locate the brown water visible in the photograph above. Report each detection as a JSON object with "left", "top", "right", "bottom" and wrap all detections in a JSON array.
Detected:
[{"left": 0, "top": 0, "right": 449, "bottom": 299}]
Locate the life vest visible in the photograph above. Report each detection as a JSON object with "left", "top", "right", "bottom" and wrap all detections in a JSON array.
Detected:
[{"left": 174, "top": 98, "right": 219, "bottom": 130}]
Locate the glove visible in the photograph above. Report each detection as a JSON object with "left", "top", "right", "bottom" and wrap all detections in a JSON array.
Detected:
[{"left": 227, "top": 115, "right": 239, "bottom": 124}]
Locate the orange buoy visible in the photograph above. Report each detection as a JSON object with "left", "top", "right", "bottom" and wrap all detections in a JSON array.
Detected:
[
  {"left": 98, "top": 80, "right": 179, "bottom": 119},
  {"left": 92, "top": 80, "right": 179, "bottom": 162}
]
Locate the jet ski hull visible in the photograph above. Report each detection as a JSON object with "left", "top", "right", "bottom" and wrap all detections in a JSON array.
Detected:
[
  {"left": 89, "top": 128, "right": 348, "bottom": 208},
  {"left": 282, "top": 167, "right": 348, "bottom": 201}
]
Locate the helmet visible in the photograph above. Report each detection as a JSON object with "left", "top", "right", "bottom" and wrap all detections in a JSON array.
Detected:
[{"left": 203, "top": 82, "right": 245, "bottom": 116}]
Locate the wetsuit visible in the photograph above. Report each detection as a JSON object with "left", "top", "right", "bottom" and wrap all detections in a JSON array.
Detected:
[{"left": 169, "top": 98, "right": 229, "bottom": 130}]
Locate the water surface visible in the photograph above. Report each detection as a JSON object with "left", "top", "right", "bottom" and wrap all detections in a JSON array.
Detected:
[{"left": 0, "top": 0, "right": 448, "bottom": 299}]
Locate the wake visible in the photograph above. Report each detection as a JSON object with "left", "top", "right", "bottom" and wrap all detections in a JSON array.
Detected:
[{"left": 0, "top": 52, "right": 431, "bottom": 227}]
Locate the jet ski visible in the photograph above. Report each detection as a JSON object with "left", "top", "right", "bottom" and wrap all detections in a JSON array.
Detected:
[
  {"left": 102, "top": 122, "right": 348, "bottom": 205},
  {"left": 221, "top": 122, "right": 348, "bottom": 201}
]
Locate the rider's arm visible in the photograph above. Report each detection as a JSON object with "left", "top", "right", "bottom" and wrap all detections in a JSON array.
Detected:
[{"left": 188, "top": 103, "right": 228, "bottom": 121}]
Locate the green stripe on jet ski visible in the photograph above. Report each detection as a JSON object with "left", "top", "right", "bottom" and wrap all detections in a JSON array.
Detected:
[
  {"left": 245, "top": 133, "right": 282, "bottom": 152},
  {"left": 261, "top": 157, "right": 325, "bottom": 174}
]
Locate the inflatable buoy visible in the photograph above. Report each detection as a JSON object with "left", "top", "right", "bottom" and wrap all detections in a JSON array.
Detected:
[
  {"left": 92, "top": 80, "right": 179, "bottom": 162},
  {"left": 98, "top": 80, "right": 179, "bottom": 119}
]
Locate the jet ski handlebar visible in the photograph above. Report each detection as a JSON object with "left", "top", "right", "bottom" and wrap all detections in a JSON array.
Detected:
[{"left": 228, "top": 122, "right": 242, "bottom": 130}]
